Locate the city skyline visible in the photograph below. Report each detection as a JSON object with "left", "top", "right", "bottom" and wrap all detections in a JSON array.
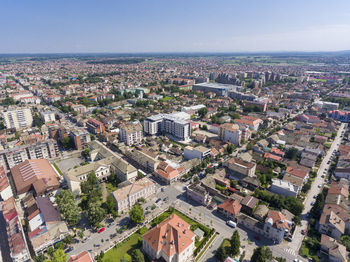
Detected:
[{"left": 1, "top": 0, "right": 350, "bottom": 53}]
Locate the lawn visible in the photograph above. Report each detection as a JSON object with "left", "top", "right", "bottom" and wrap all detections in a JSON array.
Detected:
[
  {"left": 160, "top": 96, "right": 174, "bottom": 102},
  {"left": 52, "top": 162, "right": 63, "bottom": 176},
  {"left": 102, "top": 227, "right": 148, "bottom": 262}
]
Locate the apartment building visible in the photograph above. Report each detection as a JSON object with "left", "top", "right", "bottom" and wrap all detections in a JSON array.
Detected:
[
  {"left": 263, "top": 210, "right": 292, "bottom": 243},
  {"left": 71, "top": 129, "right": 91, "bottom": 150},
  {"left": 319, "top": 211, "right": 345, "bottom": 240},
  {"left": 2, "top": 108, "right": 33, "bottom": 129},
  {"left": 40, "top": 111, "right": 55, "bottom": 123},
  {"left": 269, "top": 179, "right": 301, "bottom": 197},
  {"left": 86, "top": 118, "right": 105, "bottom": 134},
  {"left": 142, "top": 214, "right": 195, "bottom": 262},
  {"left": 144, "top": 112, "right": 191, "bottom": 141},
  {"left": 0, "top": 139, "right": 59, "bottom": 172},
  {"left": 111, "top": 177, "right": 156, "bottom": 212},
  {"left": 0, "top": 166, "right": 13, "bottom": 201},
  {"left": 218, "top": 123, "right": 241, "bottom": 145},
  {"left": 119, "top": 121, "right": 143, "bottom": 146},
  {"left": 193, "top": 82, "right": 238, "bottom": 96},
  {"left": 186, "top": 182, "right": 212, "bottom": 206},
  {"left": 224, "top": 157, "right": 256, "bottom": 179}
]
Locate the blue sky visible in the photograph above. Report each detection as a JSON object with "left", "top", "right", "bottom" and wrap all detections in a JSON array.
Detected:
[{"left": 1, "top": 0, "right": 350, "bottom": 53}]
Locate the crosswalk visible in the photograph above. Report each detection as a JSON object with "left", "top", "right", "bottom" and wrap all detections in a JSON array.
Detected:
[{"left": 284, "top": 248, "right": 296, "bottom": 256}]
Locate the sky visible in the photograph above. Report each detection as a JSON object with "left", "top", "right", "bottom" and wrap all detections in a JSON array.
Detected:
[{"left": 1, "top": 0, "right": 350, "bottom": 53}]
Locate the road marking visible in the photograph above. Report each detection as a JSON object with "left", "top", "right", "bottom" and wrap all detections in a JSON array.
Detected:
[{"left": 284, "top": 248, "right": 296, "bottom": 256}]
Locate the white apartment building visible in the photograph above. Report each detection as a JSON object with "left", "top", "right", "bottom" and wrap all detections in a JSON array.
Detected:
[
  {"left": 144, "top": 112, "right": 191, "bottom": 141},
  {"left": 219, "top": 123, "right": 241, "bottom": 145},
  {"left": 2, "top": 108, "right": 33, "bottom": 129},
  {"left": 40, "top": 111, "right": 56, "bottom": 123},
  {"left": 184, "top": 145, "right": 211, "bottom": 161},
  {"left": 111, "top": 177, "right": 156, "bottom": 212},
  {"left": 269, "top": 179, "right": 301, "bottom": 197},
  {"left": 119, "top": 121, "right": 143, "bottom": 146}
]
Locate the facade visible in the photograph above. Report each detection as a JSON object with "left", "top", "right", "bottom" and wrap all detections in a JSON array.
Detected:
[
  {"left": 263, "top": 210, "right": 292, "bottom": 243},
  {"left": 269, "top": 179, "right": 300, "bottom": 197},
  {"left": 144, "top": 112, "right": 191, "bottom": 141},
  {"left": 2, "top": 108, "right": 33, "bottom": 129},
  {"left": 218, "top": 198, "right": 242, "bottom": 220},
  {"left": 156, "top": 161, "right": 185, "bottom": 184},
  {"left": 86, "top": 119, "right": 105, "bottom": 134},
  {"left": 0, "top": 166, "right": 13, "bottom": 201},
  {"left": 111, "top": 177, "right": 156, "bottom": 212},
  {"left": 186, "top": 182, "right": 212, "bottom": 206},
  {"left": 183, "top": 145, "right": 211, "bottom": 161},
  {"left": 0, "top": 139, "right": 59, "bottom": 172},
  {"left": 218, "top": 123, "right": 241, "bottom": 145},
  {"left": 71, "top": 129, "right": 91, "bottom": 150},
  {"left": 40, "top": 111, "right": 55, "bottom": 123},
  {"left": 224, "top": 157, "right": 256, "bottom": 179},
  {"left": 119, "top": 121, "right": 143, "bottom": 146},
  {"left": 142, "top": 214, "right": 195, "bottom": 262},
  {"left": 320, "top": 234, "right": 347, "bottom": 262},
  {"left": 124, "top": 148, "right": 159, "bottom": 172},
  {"left": 319, "top": 211, "right": 345, "bottom": 240}
]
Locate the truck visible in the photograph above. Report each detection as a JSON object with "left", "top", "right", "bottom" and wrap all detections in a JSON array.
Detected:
[{"left": 226, "top": 220, "right": 237, "bottom": 228}]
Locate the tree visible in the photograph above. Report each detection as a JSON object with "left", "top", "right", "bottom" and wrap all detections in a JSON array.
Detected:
[
  {"left": 215, "top": 241, "right": 228, "bottom": 262},
  {"left": 33, "top": 113, "right": 44, "bottom": 128},
  {"left": 52, "top": 248, "right": 68, "bottom": 262},
  {"left": 340, "top": 235, "right": 350, "bottom": 251},
  {"left": 83, "top": 148, "right": 91, "bottom": 158},
  {"left": 230, "top": 230, "right": 240, "bottom": 256},
  {"left": 129, "top": 204, "right": 144, "bottom": 224},
  {"left": 55, "top": 190, "right": 81, "bottom": 226},
  {"left": 61, "top": 136, "right": 74, "bottom": 150},
  {"left": 87, "top": 202, "right": 106, "bottom": 226},
  {"left": 285, "top": 147, "right": 298, "bottom": 160},
  {"left": 77, "top": 230, "right": 85, "bottom": 240},
  {"left": 198, "top": 107, "right": 208, "bottom": 118},
  {"left": 34, "top": 254, "right": 47, "bottom": 262},
  {"left": 251, "top": 246, "right": 273, "bottom": 262},
  {"left": 130, "top": 249, "right": 145, "bottom": 262},
  {"left": 106, "top": 195, "right": 116, "bottom": 214}
]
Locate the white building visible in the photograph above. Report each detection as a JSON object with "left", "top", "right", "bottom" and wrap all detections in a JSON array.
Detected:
[
  {"left": 144, "top": 112, "right": 191, "bottom": 141},
  {"left": 263, "top": 210, "right": 292, "bottom": 243},
  {"left": 40, "top": 111, "right": 56, "bottom": 123},
  {"left": 184, "top": 146, "right": 211, "bottom": 161},
  {"left": 218, "top": 123, "right": 241, "bottom": 145},
  {"left": 0, "top": 167, "right": 13, "bottom": 201},
  {"left": 2, "top": 108, "right": 33, "bottom": 129},
  {"left": 119, "top": 121, "right": 143, "bottom": 146},
  {"left": 269, "top": 179, "right": 300, "bottom": 197},
  {"left": 111, "top": 177, "right": 156, "bottom": 212}
]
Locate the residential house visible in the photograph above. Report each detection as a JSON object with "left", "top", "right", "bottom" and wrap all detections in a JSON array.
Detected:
[
  {"left": 86, "top": 119, "right": 105, "bottom": 134},
  {"left": 240, "top": 195, "right": 259, "bottom": 216},
  {"left": 184, "top": 145, "right": 211, "bottom": 161},
  {"left": 186, "top": 182, "right": 212, "bottom": 206},
  {"left": 156, "top": 161, "right": 185, "bottom": 184},
  {"left": 319, "top": 211, "right": 345, "bottom": 240},
  {"left": 0, "top": 166, "right": 13, "bottom": 201},
  {"left": 224, "top": 157, "right": 256, "bottom": 180},
  {"left": 269, "top": 179, "right": 301, "bottom": 197},
  {"left": 320, "top": 234, "right": 348, "bottom": 262},
  {"left": 217, "top": 198, "right": 242, "bottom": 220},
  {"left": 264, "top": 210, "right": 292, "bottom": 243}
]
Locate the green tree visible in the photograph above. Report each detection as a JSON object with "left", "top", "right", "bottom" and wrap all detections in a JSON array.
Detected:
[
  {"left": 230, "top": 230, "right": 240, "bottom": 256},
  {"left": 77, "top": 230, "right": 85, "bottom": 239},
  {"left": 215, "top": 241, "right": 228, "bottom": 262},
  {"left": 55, "top": 190, "right": 81, "bottom": 226},
  {"left": 33, "top": 113, "right": 44, "bottom": 128},
  {"left": 340, "top": 235, "right": 350, "bottom": 251},
  {"left": 129, "top": 204, "right": 144, "bottom": 224},
  {"left": 83, "top": 148, "right": 91, "bottom": 158},
  {"left": 47, "top": 246, "right": 54, "bottom": 258},
  {"left": 130, "top": 249, "right": 145, "bottom": 262},
  {"left": 52, "top": 248, "right": 68, "bottom": 262},
  {"left": 251, "top": 246, "right": 273, "bottom": 262},
  {"left": 87, "top": 202, "right": 106, "bottom": 226},
  {"left": 61, "top": 136, "right": 74, "bottom": 149},
  {"left": 34, "top": 253, "right": 47, "bottom": 262},
  {"left": 198, "top": 107, "right": 208, "bottom": 118},
  {"left": 106, "top": 195, "right": 116, "bottom": 214},
  {"left": 285, "top": 147, "right": 298, "bottom": 160}
]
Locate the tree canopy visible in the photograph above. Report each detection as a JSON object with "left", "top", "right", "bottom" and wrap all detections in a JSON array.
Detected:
[
  {"left": 230, "top": 230, "right": 240, "bottom": 256},
  {"left": 55, "top": 190, "right": 81, "bottom": 226},
  {"left": 129, "top": 204, "right": 144, "bottom": 224},
  {"left": 251, "top": 246, "right": 273, "bottom": 262}
]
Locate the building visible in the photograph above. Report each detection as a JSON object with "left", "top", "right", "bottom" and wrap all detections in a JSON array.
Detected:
[
  {"left": 186, "top": 182, "right": 212, "bottom": 206},
  {"left": 285, "top": 166, "right": 309, "bottom": 183},
  {"left": 144, "top": 112, "right": 191, "bottom": 141},
  {"left": 224, "top": 157, "right": 256, "bottom": 179},
  {"left": 142, "top": 213, "right": 195, "bottom": 262},
  {"left": 111, "top": 177, "right": 156, "bottom": 212},
  {"left": 314, "top": 101, "right": 339, "bottom": 111},
  {"left": 193, "top": 82, "right": 239, "bottom": 96},
  {"left": 269, "top": 179, "right": 301, "bottom": 197},
  {"left": 218, "top": 123, "right": 241, "bottom": 145},
  {"left": 40, "top": 111, "right": 55, "bottom": 123},
  {"left": 2, "top": 108, "right": 33, "bottom": 129},
  {"left": 319, "top": 211, "right": 345, "bottom": 240},
  {"left": 240, "top": 195, "right": 259, "bottom": 216},
  {"left": 263, "top": 210, "right": 292, "bottom": 243},
  {"left": 328, "top": 110, "right": 350, "bottom": 123},
  {"left": 125, "top": 148, "right": 159, "bottom": 172},
  {"left": 10, "top": 159, "right": 61, "bottom": 196},
  {"left": 218, "top": 198, "right": 242, "bottom": 220},
  {"left": 0, "top": 166, "right": 13, "bottom": 201},
  {"left": 67, "top": 251, "right": 94, "bottom": 262},
  {"left": 0, "top": 197, "right": 30, "bottom": 262},
  {"left": 320, "top": 234, "right": 348, "bottom": 262},
  {"left": 0, "top": 139, "right": 59, "bottom": 172},
  {"left": 86, "top": 119, "right": 105, "bottom": 134},
  {"left": 71, "top": 129, "right": 91, "bottom": 150},
  {"left": 156, "top": 161, "right": 185, "bottom": 184},
  {"left": 234, "top": 116, "right": 263, "bottom": 131},
  {"left": 119, "top": 121, "right": 143, "bottom": 146},
  {"left": 183, "top": 145, "right": 211, "bottom": 161},
  {"left": 228, "top": 90, "right": 256, "bottom": 101}
]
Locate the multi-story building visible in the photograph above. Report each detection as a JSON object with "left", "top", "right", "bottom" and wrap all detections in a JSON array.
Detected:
[
  {"left": 269, "top": 179, "right": 301, "bottom": 197},
  {"left": 2, "top": 108, "right": 33, "bottom": 129},
  {"left": 186, "top": 182, "right": 212, "bottom": 206},
  {"left": 263, "top": 210, "right": 292, "bottom": 243},
  {"left": 218, "top": 123, "right": 241, "bottom": 145},
  {"left": 40, "top": 111, "right": 55, "bottom": 123},
  {"left": 144, "top": 112, "right": 191, "bottom": 141},
  {"left": 183, "top": 145, "right": 211, "bottom": 161},
  {"left": 0, "top": 166, "right": 13, "bottom": 201},
  {"left": 86, "top": 119, "right": 105, "bottom": 134},
  {"left": 224, "top": 157, "right": 256, "bottom": 179},
  {"left": 111, "top": 177, "right": 156, "bottom": 212},
  {"left": 71, "top": 129, "right": 91, "bottom": 150},
  {"left": 0, "top": 139, "right": 59, "bottom": 172},
  {"left": 234, "top": 116, "right": 263, "bottom": 131},
  {"left": 119, "top": 121, "right": 143, "bottom": 146},
  {"left": 319, "top": 211, "right": 345, "bottom": 240},
  {"left": 193, "top": 82, "right": 239, "bottom": 97},
  {"left": 218, "top": 198, "right": 242, "bottom": 220},
  {"left": 142, "top": 214, "right": 195, "bottom": 262}
]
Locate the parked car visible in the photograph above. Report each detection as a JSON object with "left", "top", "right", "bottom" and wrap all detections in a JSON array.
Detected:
[
  {"left": 226, "top": 220, "right": 237, "bottom": 228},
  {"left": 98, "top": 227, "right": 105, "bottom": 233},
  {"left": 155, "top": 198, "right": 162, "bottom": 203},
  {"left": 318, "top": 184, "right": 322, "bottom": 188},
  {"left": 301, "top": 229, "right": 307, "bottom": 235},
  {"left": 163, "top": 197, "right": 169, "bottom": 202},
  {"left": 311, "top": 201, "right": 315, "bottom": 206}
]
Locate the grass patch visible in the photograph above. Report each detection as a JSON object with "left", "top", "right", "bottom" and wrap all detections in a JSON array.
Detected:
[
  {"left": 52, "top": 162, "right": 63, "bottom": 176},
  {"left": 195, "top": 232, "right": 217, "bottom": 261},
  {"left": 102, "top": 227, "right": 148, "bottom": 262}
]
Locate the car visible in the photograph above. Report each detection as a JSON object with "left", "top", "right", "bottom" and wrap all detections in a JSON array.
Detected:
[
  {"left": 321, "top": 175, "right": 325, "bottom": 178},
  {"left": 161, "top": 187, "right": 165, "bottom": 192},
  {"left": 155, "top": 198, "right": 162, "bottom": 203},
  {"left": 98, "top": 227, "right": 105, "bottom": 233},
  {"left": 313, "top": 195, "right": 317, "bottom": 199},
  {"left": 301, "top": 229, "right": 307, "bottom": 235},
  {"left": 311, "top": 201, "right": 315, "bottom": 206},
  {"left": 327, "top": 161, "right": 331, "bottom": 164},
  {"left": 318, "top": 184, "right": 322, "bottom": 188},
  {"left": 163, "top": 197, "right": 169, "bottom": 202},
  {"left": 226, "top": 220, "right": 237, "bottom": 228}
]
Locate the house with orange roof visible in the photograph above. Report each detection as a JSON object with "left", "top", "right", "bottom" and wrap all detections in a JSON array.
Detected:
[
  {"left": 217, "top": 198, "right": 242, "bottom": 220},
  {"left": 68, "top": 251, "right": 93, "bottom": 262},
  {"left": 264, "top": 210, "right": 292, "bottom": 243},
  {"left": 234, "top": 116, "right": 263, "bottom": 131},
  {"left": 264, "top": 152, "right": 282, "bottom": 162},
  {"left": 285, "top": 166, "right": 309, "bottom": 183},
  {"left": 156, "top": 161, "right": 185, "bottom": 184},
  {"left": 142, "top": 213, "right": 195, "bottom": 262},
  {"left": 0, "top": 166, "right": 13, "bottom": 201}
]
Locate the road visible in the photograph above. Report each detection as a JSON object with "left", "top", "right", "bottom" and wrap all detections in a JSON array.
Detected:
[{"left": 284, "top": 122, "right": 346, "bottom": 254}]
